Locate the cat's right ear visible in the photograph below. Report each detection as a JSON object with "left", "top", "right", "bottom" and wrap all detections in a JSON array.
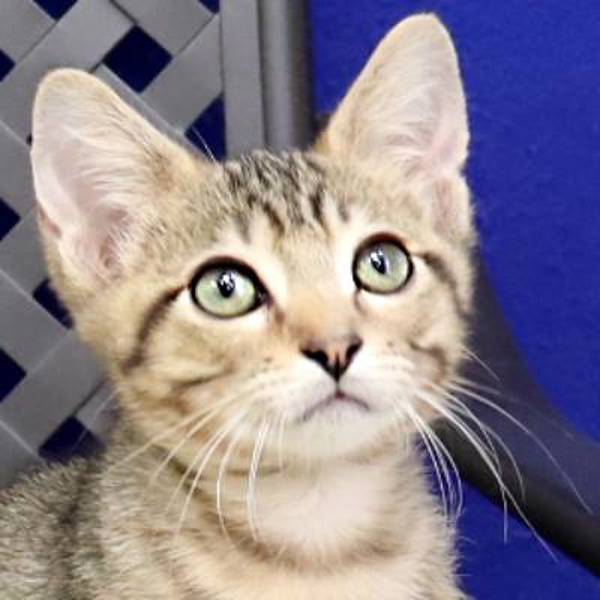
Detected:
[{"left": 31, "top": 69, "right": 198, "bottom": 294}]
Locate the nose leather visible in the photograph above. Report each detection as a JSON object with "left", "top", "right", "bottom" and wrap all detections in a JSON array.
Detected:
[{"left": 301, "top": 335, "right": 363, "bottom": 381}]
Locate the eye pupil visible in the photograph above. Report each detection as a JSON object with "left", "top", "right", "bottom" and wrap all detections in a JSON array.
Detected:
[
  {"left": 217, "top": 271, "right": 236, "bottom": 298},
  {"left": 370, "top": 249, "right": 388, "bottom": 275}
]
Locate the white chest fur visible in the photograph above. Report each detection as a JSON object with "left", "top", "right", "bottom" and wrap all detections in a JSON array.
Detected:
[
  {"left": 173, "top": 449, "right": 462, "bottom": 600},
  {"left": 255, "top": 455, "right": 400, "bottom": 559}
]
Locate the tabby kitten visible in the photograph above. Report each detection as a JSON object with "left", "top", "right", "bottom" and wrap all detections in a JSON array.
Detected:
[{"left": 0, "top": 14, "right": 474, "bottom": 600}]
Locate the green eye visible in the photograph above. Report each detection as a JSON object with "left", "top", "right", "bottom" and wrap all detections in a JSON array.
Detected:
[
  {"left": 354, "top": 239, "right": 412, "bottom": 294},
  {"left": 191, "top": 265, "right": 262, "bottom": 318}
]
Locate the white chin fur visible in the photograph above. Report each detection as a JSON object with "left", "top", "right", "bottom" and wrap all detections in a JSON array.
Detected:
[{"left": 278, "top": 408, "right": 395, "bottom": 462}]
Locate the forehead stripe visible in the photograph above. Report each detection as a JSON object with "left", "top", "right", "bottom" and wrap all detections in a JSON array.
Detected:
[
  {"left": 306, "top": 183, "right": 325, "bottom": 226},
  {"left": 244, "top": 190, "right": 285, "bottom": 236}
]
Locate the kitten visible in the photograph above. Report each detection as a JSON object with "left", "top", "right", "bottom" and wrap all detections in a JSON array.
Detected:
[{"left": 0, "top": 14, "right": 474, "bottom": 600}]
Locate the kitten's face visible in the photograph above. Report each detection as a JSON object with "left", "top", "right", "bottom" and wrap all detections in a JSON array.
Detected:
[
  {"left": 31, "top": 15, "right": 473, "bottom": 462},
  {"left": 108, "top": 152, "right": 472, "bottom": 460}
]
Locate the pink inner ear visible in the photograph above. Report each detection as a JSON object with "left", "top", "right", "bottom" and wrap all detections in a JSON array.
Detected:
[
  {"left": 97, "top": 207, "right": 131, "bottom": 273},
  {"left": 31, "top": 70, "right": 187, "bottom": 287},
  {"left": 67, "top": 204, "right": 132, "bottom": 279},
  {"left": 422, "top": 96, "right": 468, "bottom": 176},
  {"left": 47, "top": 199, "right": 133, "bottom": 282},
  {"left": 35, "top": 132, "right": 136, "bottom": 279}
]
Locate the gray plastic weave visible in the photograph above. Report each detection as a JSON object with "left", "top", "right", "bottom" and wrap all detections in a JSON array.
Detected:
[{"left": 0, "top": 0, "right": 312, "bottom": 487}]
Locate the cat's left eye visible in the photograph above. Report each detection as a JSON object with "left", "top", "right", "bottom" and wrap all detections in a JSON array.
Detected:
[
  {"left": 190, "top": 264, "right": 264, "bottom": 318},
  {"left": 353, "top": 238, "right": 412, "bottom": 294}
]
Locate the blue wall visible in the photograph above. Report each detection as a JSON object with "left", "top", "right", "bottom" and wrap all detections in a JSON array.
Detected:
[{"left": 311, "top": 1, "right": 600, "bottom": 441}]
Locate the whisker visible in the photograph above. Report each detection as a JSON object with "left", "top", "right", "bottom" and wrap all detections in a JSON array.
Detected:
[
  {"left": 165, "top": 419, "right": 233, "bottom": 519},
  {"left": 110, "top": 402, "right": 225, "bottom": 473},
  {"left": 151, "top": 376, "right": 311, "bottom": 526},
  {"left": 447, "top": 380, "right": 592, "bottom": 514},
  {"left": 189, "top": 126, "right": 217, "bottom": 164},
  {"left": 276, "top": 411, "right": 287, "bottom": 472},
  {"left": 453, "top": 375, "right": 501, "bottom": 397},
  {"left": 397, "top": 403, "right": 449, "bottom": 519},
  {"left": 111, "top": 370, "right": 297, "bottom": 471},
  {"left": 148, "top": 395, "right": 240, "bottom": 487},
  {"left": 246, "top": 419, "right": 271, "bottom": 542},
  {"left": 173, "top": 411, "right": 249, "bottom": 542},
  {"left": 419, "top": 389, "right": 511, "bottom": 541},
  {"left": 444, "top": 397, "right": 526, "bottom": 501},
  {"left": 216, "top": 422, "right": 246, "bottom": 540},
  {"left": 417, "top": 390, "right": 557, "bottom": 558},
  {"left": 408, "top": 404, "right": 464, "bottom": 519},
  {"left": 460, "top": 345, "right": 500, "bottom": 382},
  {"left": 145, "top": 377, "right": 300, "bottom": 488},
  {"left": 165, "top": 412, "right": 246, "bottom": 584},
  {"left": 430, "top": 385, "right": 503, "bottom": 471}
]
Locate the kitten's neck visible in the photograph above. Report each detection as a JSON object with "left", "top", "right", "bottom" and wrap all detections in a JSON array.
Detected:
[
  {"left": 117, "top": 422, "right": 433, "bottom": 571},
  {"left": 197, "top": 441, "right": 429, "bottom": 569}
]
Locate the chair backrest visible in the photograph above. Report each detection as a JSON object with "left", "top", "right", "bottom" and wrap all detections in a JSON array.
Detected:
[{"left": 0, "top": 0, "right": 312, "bottom": 487}]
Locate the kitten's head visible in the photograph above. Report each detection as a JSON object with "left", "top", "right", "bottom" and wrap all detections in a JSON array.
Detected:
[{"left": 31, "top": 15, "right": 473, "bottom": 463}]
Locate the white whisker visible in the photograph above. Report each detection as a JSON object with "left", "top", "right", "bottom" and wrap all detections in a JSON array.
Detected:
[
  {"left": 397, "top": 403, "right": 449, "bottom": 519},
  {"left": 447, "top": 380, "right": 592, "bottom": 514},
  {"left": 174, "top": 411, "right": 248, "bottom": 541},
  {"left": 444, "top": 397, "right": 525, "bottom": 501},
  {"left": 246, "top": 419, "right": 271, "bottom": 542},
  {"left": 113, "top": 370, "right": 299, "bottom": 473},
  {"left": 417, "top": 389, "right": 557, "bottom": 558},
  {"left": 460, "top": 345, "right": 500, "bottom": 382},
  {"left": 453, "top": 375, "right": 501, "bottom": 397},
  {"left": 419, "top": 389, "right": 511, "bottom": 540},
  {"left": 408, "top": 404, "right": 464, "bottom": 519},
  {"left": 189, "top": 126, "right": 217, "bottom": 164},
  {"left": 216, "top": 423, "right": 246, "bottom": 540},
  {"left": 276, "top": 411, "right": 287, "bottom": 472},
  {"left": 148, "top": 395, "right": 239, "bottom": 487}
]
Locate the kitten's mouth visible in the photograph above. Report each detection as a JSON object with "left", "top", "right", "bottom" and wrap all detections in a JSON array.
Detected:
[{"left": 301, "top": 391, "right": 370, "bottom": 422}]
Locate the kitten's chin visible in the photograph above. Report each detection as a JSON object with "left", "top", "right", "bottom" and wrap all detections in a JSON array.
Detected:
[
  {"left": 282, "top": 408, "right": 396, "bottom": 462},
  {"left": 300, "top": 391, "right": 370, "bottom": 422}
]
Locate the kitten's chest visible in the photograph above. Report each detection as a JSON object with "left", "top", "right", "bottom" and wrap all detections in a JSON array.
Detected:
[
  {"left": 187, "top": 551, "right": 451, "bottom": 600},
  {"left": 253, "top": 459, "right": 395, "bottom": 556},
  {"left": 170, "top": 456, "right": 459, "bottom": 600}
]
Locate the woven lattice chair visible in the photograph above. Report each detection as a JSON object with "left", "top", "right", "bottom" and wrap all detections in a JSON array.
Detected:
[{"left": 0, "top": 0, "right": 312, "bottom": 487}]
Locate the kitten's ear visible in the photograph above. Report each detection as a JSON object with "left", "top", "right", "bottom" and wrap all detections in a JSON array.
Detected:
[
  {"left": 317, "top": 14, "right": 468, "bottom": 182},
  {"left": 31, "top": 69, "right": 196, "bottom": 292}
]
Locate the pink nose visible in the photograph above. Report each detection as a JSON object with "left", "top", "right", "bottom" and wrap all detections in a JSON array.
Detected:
[{"left": 301, "top": 335, "right": 363, "bottom": 380}]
